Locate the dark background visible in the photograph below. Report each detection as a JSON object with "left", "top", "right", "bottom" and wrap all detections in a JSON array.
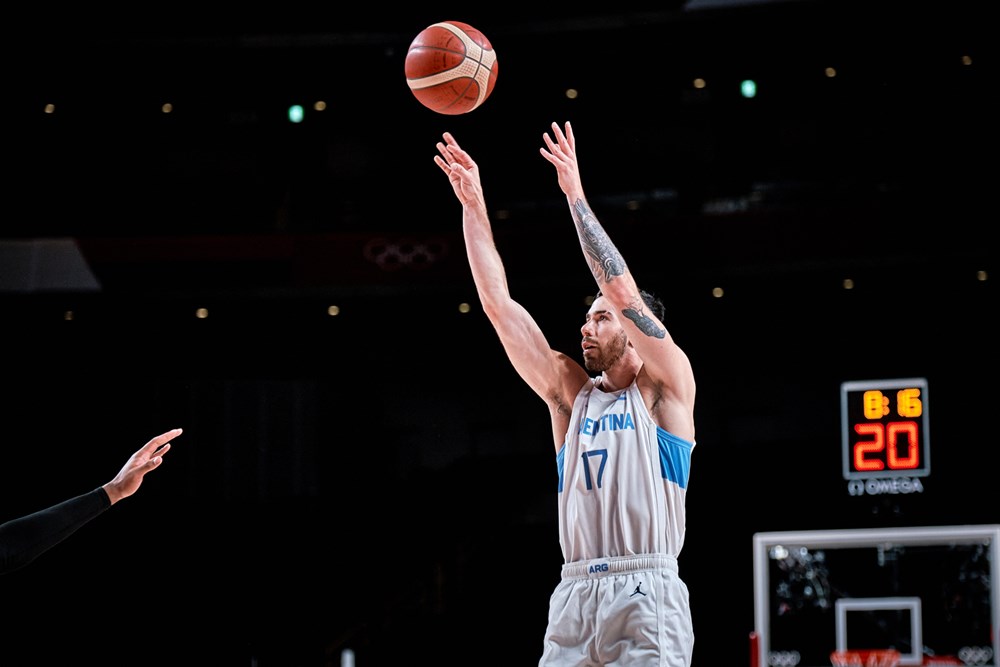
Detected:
[{"left": 2, "top": 2, "right": 996, "bottom": 665}]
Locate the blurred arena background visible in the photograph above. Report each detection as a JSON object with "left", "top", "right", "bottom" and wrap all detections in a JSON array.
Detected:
[{"left": 2, "top": 2, "right": 995, "bottom": 665}]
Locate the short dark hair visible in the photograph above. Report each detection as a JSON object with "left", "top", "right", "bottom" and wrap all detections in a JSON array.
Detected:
[{"left": 595, "top": 289, "right": 665, "bottom": 322}]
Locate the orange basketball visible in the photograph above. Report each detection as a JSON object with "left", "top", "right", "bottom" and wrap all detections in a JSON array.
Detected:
[{"left": 405, "top": 21, "right": 498, "bottom": 115}]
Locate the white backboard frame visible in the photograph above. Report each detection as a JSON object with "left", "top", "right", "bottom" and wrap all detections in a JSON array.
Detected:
[{"left": 753, "top": 524, "right": 1000, "bottom": 667}]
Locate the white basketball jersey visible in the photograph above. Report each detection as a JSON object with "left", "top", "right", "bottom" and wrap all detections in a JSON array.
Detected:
[{"left": 557, "top": 379, "right": 695, "bottom": 564}]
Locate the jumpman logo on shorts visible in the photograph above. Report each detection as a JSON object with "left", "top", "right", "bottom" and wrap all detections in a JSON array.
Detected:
[{"left": 630, "top": 582, "right": 647, "bottom": 597}]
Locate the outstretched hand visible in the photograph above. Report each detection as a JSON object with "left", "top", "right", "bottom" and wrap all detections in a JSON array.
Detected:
[
  {"left": 434, "top": 132, "right": 485, "bottom": 208},
  {"left": 539, "top": 121, "right": 584, "bottom": 200},
  {"left": 103, "top": 428, "right": 183, "bottom": 505}
]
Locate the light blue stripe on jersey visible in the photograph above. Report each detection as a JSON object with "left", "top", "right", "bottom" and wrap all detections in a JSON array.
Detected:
[
  {"left": 658, "top": 427, "right": 693, "bottom": 489},
  {"left": 556, "top": 444, "right": 565, "bottom": 493}
]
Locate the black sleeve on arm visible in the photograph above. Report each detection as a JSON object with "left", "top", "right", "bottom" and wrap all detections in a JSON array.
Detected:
[{"left": 0, "top": 487, "right": 111, "bottom": 575}]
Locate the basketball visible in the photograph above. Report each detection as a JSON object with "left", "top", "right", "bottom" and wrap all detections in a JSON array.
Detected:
[{"left": 405, "top": 21, "right": 498, "bottom": 115}]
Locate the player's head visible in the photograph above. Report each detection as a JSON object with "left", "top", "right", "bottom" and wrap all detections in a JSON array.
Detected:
[{"left": 581, "top": 289, "right": 662, "bottom": 372}]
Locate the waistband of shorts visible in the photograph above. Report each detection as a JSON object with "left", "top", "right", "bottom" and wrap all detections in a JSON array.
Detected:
[{"left": 561, "top": 554, "right": 678, "bottom": 580}]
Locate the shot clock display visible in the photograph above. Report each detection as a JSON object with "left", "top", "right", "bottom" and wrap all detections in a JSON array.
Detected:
[{"left": 840, "top": 378, "right": 929, "bottom": 481}]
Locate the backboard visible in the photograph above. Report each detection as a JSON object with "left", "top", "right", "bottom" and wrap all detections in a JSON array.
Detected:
[{"left": 753, "top": 525, "right": 1000, "bottom": 667}]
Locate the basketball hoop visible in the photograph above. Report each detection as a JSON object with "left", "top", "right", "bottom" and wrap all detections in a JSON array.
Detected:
[{"left": 830, "top": 649, "right": 901, "bottom": 667}]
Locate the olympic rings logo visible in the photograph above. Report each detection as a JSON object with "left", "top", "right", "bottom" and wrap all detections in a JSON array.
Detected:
[
  {"left": 768, "top": 651, "right": 801, "bottom": 667},
  {"left": 363, "top": 236, "right": 450, "bottom": 271},
  {"left": 958, "top": 646, "right": 993, "bottom": 665}
]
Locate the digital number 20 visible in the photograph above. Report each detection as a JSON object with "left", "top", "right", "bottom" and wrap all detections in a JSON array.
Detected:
[{"left": 852, "top": 422, "right": 919, "bottom": 471}]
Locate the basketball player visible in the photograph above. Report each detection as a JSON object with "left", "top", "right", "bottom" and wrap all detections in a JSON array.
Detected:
[
  {"left": 1, "top": 428, "right": 182, "bottom": 574},
  {"left": 435, "top": 120, "right": 696, "bottom": 666}
]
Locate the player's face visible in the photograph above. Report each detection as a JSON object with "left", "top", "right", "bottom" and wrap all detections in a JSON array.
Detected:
[{"left": 581, "top": 297, "right": 628, "bottom": 373}]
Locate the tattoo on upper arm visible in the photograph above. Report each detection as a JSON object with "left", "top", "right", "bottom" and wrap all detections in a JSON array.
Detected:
[
  {"left": 573, "top": 199, "right": 625, "bottom": 284},
  {"left": 622, "top": 299, "right": 666, "bottom": 339}
]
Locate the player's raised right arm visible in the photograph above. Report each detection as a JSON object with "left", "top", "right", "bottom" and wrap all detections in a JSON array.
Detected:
[{"left": 435, "top": 133, "right": 588, "bottom": 441}]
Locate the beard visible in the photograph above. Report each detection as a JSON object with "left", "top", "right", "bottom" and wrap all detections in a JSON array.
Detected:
[{"left": 583, "top": 330, "right": 628, "bottom": 373}]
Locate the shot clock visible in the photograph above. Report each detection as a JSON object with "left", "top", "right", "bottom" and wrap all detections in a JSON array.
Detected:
[{"left": 840, "top": 378, "right": 930, "bottom": 481}]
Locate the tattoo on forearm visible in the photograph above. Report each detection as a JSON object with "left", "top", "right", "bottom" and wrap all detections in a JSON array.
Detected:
[
  {"left": 573, "top": 199, "right": 625, "bottom": 284},
  {"left": 622, "top": 305, "right": 667, "bottom": 339}
]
